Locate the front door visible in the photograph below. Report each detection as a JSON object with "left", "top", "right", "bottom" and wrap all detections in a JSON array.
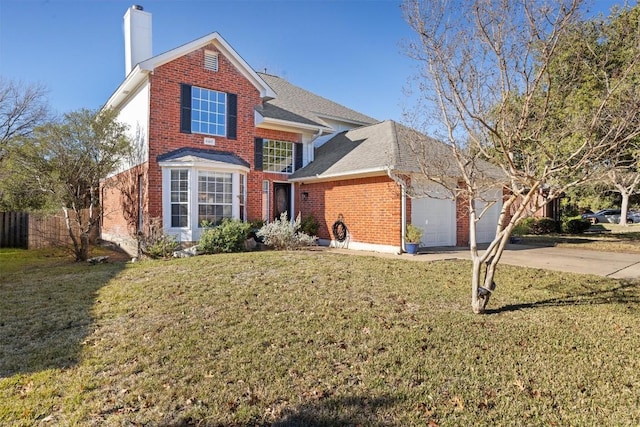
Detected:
[{"left": 273, "top": 183, "right": 291, "bottom": 221}]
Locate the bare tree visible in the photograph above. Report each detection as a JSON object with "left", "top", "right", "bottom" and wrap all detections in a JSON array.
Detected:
[
  {"left": 0, "top": 78, "right": 49, "bottom": 161},
  {"left": 399, "top": 0, "right": 640, "bottom": 313}
]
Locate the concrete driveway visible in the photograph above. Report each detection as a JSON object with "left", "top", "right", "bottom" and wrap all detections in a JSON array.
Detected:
[{"left": 328, "top": 244, "right": 640, "bottom": 279}]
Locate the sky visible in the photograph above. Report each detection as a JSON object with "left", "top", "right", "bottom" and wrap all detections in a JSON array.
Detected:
[{"left": 0, "top": 0, "right": 629, "bottom": 122}]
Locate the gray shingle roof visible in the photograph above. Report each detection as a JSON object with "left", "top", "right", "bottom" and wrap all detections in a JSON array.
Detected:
[
  {"left": 157, "top": 147, "right": 250, "bottom": 168},
  {"left": 289, "top": 120, "right": 430, "bottom": 180},
  {"left": 289, "top": 119, "right": 505, "bottom": 183},
  {"left": 256, "top": 73, "right": 378, "bottom": 129}
]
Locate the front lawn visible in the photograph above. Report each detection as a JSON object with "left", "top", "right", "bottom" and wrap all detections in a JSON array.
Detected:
[
  {"left": 1, "top": 248, "right": 639, "bottom": 425},
  {"left": 519, "top": 223, "right": 640, "bottom": 253}
]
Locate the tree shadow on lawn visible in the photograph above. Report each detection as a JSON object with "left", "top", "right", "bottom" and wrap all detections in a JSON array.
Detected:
[
  {"left": 271, "top": 394, "right": 401, "bottom": 427},
  {"left": 167, "top": 394, "right": 402, "bottom": 427},
  {"left": 0, "top": 258, "right": 127, "bottom": 378},
  {"left": 487, "top": 279, "right": 640, "bottom": 314}
]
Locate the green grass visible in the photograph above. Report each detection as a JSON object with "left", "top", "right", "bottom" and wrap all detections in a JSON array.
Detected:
[
  {"left": 1, "top": 248, "right": 639, "bottom": 426},
  {"left": 520, "top": 223, "right": 640, "bottom": 253}
]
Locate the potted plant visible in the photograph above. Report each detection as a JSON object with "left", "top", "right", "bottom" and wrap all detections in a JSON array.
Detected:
[{"left": 405, "top": 223, "right": 423, "bottom": 255}]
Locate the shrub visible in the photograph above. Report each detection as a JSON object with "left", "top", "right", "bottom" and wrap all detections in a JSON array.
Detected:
[
  {"left": 138, "top": 217, "right": 180, "bottom": 259},
  {"left": 198, "top": 218, "right": 252, "bottom": 254},
  {"left": 300, "top": 214, "right": 319, "bottom": 236},
  {"left": 530, "top": 217, "right": 559, "bottom": 234},
  {"left": 513, "top": 217, "right": 535, "bottom": 235},
  {"left": 563, "top": 217, "right": 591, "bottom": 234},
  {"left": 257, "top": 212, "right": 317, "bottom": 250},
  {"left": 512, "top": 217, "right": 560, "bottom": 235},
  {"left": 144, "top": 235, "right": 180, "bottom": 259}
]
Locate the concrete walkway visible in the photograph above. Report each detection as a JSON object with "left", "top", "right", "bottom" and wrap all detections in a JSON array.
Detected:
[{"left": 327, "top": 244, "right": 640, "bottom": 279}]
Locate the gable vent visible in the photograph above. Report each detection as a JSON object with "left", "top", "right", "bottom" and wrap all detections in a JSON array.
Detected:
[{"left": 204, "top": 50, "right": 219, "bottom": 72}]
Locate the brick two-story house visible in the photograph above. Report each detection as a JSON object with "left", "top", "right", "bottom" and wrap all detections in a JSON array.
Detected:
[{"left": 101, "top": 5, "right": 504, "bottom": 255}]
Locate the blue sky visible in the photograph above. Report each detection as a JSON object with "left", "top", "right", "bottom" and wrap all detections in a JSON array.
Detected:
[{"left": 0, "top": 0, "right": 627, "bottom": 122}]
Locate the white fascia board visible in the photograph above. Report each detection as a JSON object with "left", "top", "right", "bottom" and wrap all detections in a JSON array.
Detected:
[
  {"left": 255, "top": 111, "right": 333, "bottom": 134},
  {"left": 138, "top": 32, "right": 276, "bottom": 100},
  {"left": 104, "top": 65, "right": 150, "bottom": 110},
  {"left": 288, "top": 167, "right": 388, "bottom": 184},
  {"left": 314, "top": 112, "right": 377, "bottom": 127},
  {"left": 158, "top": 157, "right": 250, "bottom": 172}
]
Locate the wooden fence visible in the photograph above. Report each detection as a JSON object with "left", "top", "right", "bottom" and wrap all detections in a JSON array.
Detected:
[{"left": 0, "top": 211, "right": 99, "bottom": 249}]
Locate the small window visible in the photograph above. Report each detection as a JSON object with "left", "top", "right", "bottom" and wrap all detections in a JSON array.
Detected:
[
  {"left": 263, "top": 139, "right": 294, "bottom": 174},
  {"left": 204, "top": 50, "right": 218, "bottom": 72},
  {"left": 262, "top": 180, "right": 270, "bottom": 222},
  {"left": 239, "top": 174, "right": 246, "bottom": 221},
  {"left": 170, "top": 170, "right": 189, "bottom": 228}
]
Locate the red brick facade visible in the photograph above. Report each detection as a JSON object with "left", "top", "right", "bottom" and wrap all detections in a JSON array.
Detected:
[
  {"left": 100, "top": 36, "right": 487, "bottom": 255},
  {"left": 295, "top": 176, "right": 404, "bottom": 247},
  {"left": 101, "top": 44, "right": 303, "bottom": 250}
]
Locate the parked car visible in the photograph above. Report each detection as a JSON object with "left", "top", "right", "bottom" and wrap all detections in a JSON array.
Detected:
[{"left": 581, "top": 209, "right": 634, "bottom": 224}]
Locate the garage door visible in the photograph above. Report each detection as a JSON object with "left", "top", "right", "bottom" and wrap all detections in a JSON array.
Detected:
[
  {"left": 475, "top": 189, "right": 503, "bottom": 243},
  {"left": 411, "top": 196, "right": 456, "bottom": 247}
]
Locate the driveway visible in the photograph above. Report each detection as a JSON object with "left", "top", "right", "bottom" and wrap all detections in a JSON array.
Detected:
[{"left": 328, "top": 244, "right": 640, "bottom": 279}]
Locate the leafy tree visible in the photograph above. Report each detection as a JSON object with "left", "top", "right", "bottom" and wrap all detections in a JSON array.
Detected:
[
  {"left": 590, "top": 6, "right": 640, "bottom": 225},
  {"left": 399, "top": 0, "right": 640, "bottom": 313},
  {"left": 4, "top": 108, "right": 131, "bottom": 261}
]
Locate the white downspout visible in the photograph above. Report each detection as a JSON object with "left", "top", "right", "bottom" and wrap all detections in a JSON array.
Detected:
[
  {"left": 401, "top": 184, "right": 407, "bottom": 253},
  {"left": 387, "top": 168, "right": 408, "bottom": 254},
  {"left": 308, "top": 128, "right": 323, "bottom": 164}
]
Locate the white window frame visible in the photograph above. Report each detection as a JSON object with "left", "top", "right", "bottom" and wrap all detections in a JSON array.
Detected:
[
  {"left": 160, "top": 159, "right": 249, "bottom": 242},
  {"left": 263, "top": 139, "right": 294, "bottom": 174},
  {"left": 197, "top": 171, "right": 233, "bottom": 227},
  {"left": 191, "top": 86, "right": 226, "bottom": 137}
]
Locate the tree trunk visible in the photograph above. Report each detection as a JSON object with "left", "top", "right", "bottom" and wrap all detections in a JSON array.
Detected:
[
  {"left": 471, "top": 257, "right": 483, "bottom": 313},
  {"left": 62, "top": 206, "right": 83, "bottom": 261},
  {"left": 79, "top": 233, "right": 90, "bottom": 262},
  {"left": 620, "top": 191, "right": 630, "bottom": 226}
]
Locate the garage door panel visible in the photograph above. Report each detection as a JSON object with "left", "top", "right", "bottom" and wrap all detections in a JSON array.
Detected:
[
  {"left": 475, "top": 190, "right": 503, "bottom": 244},
  {"left": 412, "top": 197, "right": 456, "bottom": 247}
]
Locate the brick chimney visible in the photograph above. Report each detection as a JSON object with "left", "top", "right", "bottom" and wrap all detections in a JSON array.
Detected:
[{"left": 123, "top": 5, "right": 152, "bottom": 76}]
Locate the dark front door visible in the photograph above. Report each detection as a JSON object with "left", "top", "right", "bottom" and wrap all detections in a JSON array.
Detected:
[{"left": 273, "top": 183, "right": 291, "bottom": 221}]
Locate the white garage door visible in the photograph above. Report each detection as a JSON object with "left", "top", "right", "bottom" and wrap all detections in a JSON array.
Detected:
[
  {"left": 411, "top": 197, "right": 456, "bottom": 247},
  {"left": 475, "top": 189, "right": 503, "bottom": 244}
]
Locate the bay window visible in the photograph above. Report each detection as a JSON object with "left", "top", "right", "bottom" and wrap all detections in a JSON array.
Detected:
[
  {"left": 160, "top": 152, "right": 249, "bottom": 242},
  {"left": 197, "top": 171, "right": 233, "bottom": 226}
]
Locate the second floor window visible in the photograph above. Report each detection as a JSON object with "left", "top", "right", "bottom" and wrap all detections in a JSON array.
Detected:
[
  {"left": 191, "top": 87, "right": 226, "bottom": 136},
  {"left": 180, "top": 84, "right": 237, "bottom": 139},
  {"left": 263, "top": 139, "right": 293, "bottom": 173}
]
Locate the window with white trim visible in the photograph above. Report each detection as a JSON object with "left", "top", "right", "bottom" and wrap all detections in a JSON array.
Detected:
[
  {"left": 262, "top": 180, "right": 270, "bottom": 222},
  {"left": 239, "top": 174, "right": 246, "bottom": 221},
  {"left": 191, "top": 87, "right": 226, "bottom": 136},
  {"left": 263, "top": 139, "right": 293, "bottom": 173},
  {"left": 162, "top": 162, "right": 248, "bottom": 243},
  {"left": 197, "top": 171, "right": 233, "bottom": 226},
  {"left": 170, "top": 169, "right": 189, "bottom": 227}
]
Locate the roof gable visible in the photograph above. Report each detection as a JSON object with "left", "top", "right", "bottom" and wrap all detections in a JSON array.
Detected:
[
  {"left": 290, "top": 120, "right": 396, "bottom": 181},
  {"left": 106, "top": 32, "right": 276, "bottom": 109},
  {"left": 256, "top": 73, "right": 378, "bottom": 132}
]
